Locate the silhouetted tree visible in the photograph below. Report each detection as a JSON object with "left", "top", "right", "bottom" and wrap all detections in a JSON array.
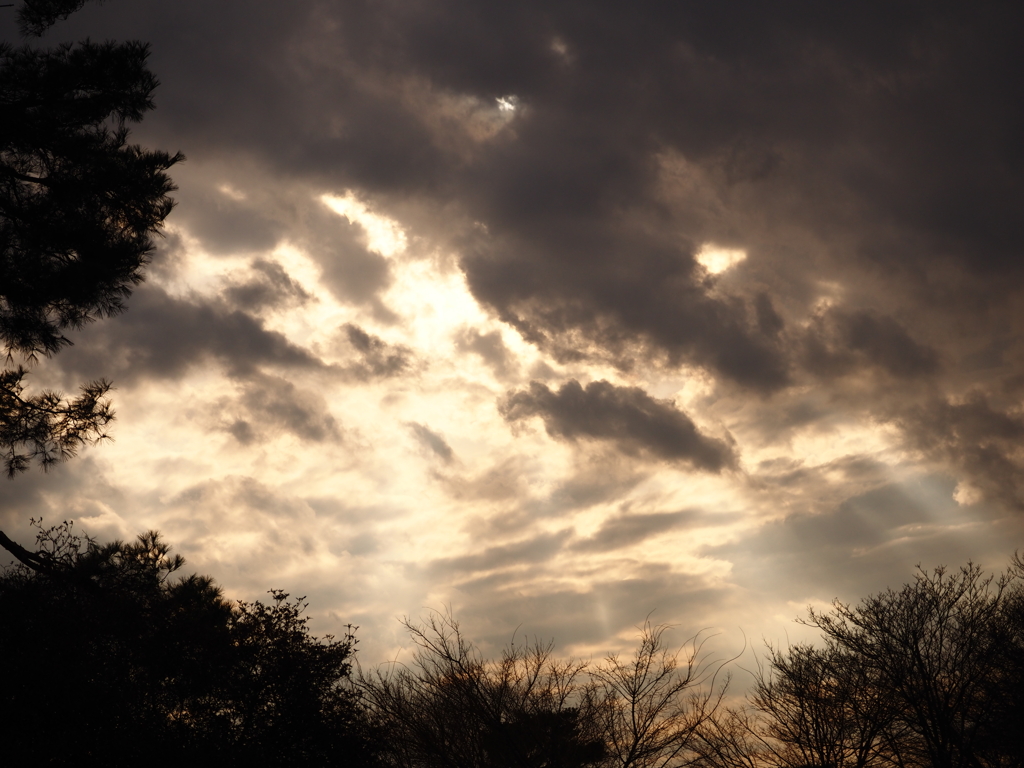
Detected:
[
  {"left": 747, "top": 642, "right": 907, "bottom": 768},
  {"left": 592, "top": 621, "right": 727, "bottom": 768},
  {"left": 0, "top": 521, "right": 378, "bottom": 767},
  {"left": 980, "top": 553, "right": 1024, "bottom": 767},
  {"left": 361, "top": 611, "right": 608, "bottom": 768},
  {"left": 223, "top": 590, "right": 382, "bottom": 767},
  {"left": 806, "top": 564, "right": 1017, "bottom": 768},
  {"left": 361, "top": 612, "right": 727, "bottom": 768},
  {"left": 693, "top": 561, "right": 1024, "bottom": 768},
  {"left": 1, "top": 1, "right": 182, "bottom": 476},
  {"left": 16, "top": 0, "right": 106, "bottom": 36}
]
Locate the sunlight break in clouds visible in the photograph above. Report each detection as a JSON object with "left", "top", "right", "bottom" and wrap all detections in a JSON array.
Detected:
[
  {"left": 321, "top": 193, "right": 408, "bottom": 257},
  {"left": 695, "top": 244, "right": 747, "bottom": 275},
  {"left": 496, "top": 95, "right": 519, "bottom": 112}
]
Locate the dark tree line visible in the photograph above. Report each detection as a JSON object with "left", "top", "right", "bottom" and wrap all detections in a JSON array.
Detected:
[
  {"left": 0, "top": 521, "right": 730, "bottom": 767},
  {"left": 3, "top": 522, "right": 1024, "bottom": 768}
]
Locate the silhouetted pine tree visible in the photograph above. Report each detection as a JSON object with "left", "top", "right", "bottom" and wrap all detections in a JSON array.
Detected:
[
  {"left": 1, "top": 1, "right": 182, "bottom": 475},
  {"left": 0, "top": 521, "right": 380, "bottom": 767}
]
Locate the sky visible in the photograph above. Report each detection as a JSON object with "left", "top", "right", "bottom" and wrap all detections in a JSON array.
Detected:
[{"left": 3, "top": 1, "right": 1024, "bottom": 668}]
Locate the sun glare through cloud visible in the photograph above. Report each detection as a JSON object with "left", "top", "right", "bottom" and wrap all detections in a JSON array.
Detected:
[
  {"left": 216, "top": 183, "right": 247, "bottom": 201},
  {"left": 695, "top": 244, "right": 747, "bottom": 274}
]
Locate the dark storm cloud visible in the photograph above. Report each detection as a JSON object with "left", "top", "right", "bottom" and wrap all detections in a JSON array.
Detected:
[
  {"left": 462, "top": 233, "right": 791, "bottom": 391},
  {"left": 341, "top": 324, "right": 413, "bottom": 380},
  {"left": 0, "top": 458, "right": 124, "bottom": 542},
  {"left": 898, "top": 393, "right": 1024, "bottom": 509},
  {"left": 57, "top": 2, "right": 1024, "bottom": 274},
  {"left": 301, "top": 1, "right": 1022, "bottom": 388},
  {"left": 802, "top": 309, "right": 941, "bottom": 381},
  {"left": 170, "top": 177, "right": 281, "bottom": 256},
  {"left": 455, "top": 327, "right": 517, "bottom": 378},
  {"left": 42, "top": 1, "right": 1024, "bottom": 395},
  {"left": 300, "top": 206, "right": 395, "bottom": 316},
  {"left": 226, "top": 373, "right": 342, "bottom": 445},
  {"left": 500, "top": 380, "right": 736, "bottom": 471},
  {"left": 222, "top": 259, "right": 313, "bottom": 312},
  {"left": 52, "top": 284, "right": 323, "bottom": 385},
  {"left": 407, "top": 422, "right": 454, "bottom": 463},
  {"left": 169, "top": 170, "right": 395, "bottom": 314}
]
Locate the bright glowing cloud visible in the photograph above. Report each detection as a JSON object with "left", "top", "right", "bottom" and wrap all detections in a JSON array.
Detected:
[
  {"left": 321, "top": 193, "right": 408, "bottom": 257},
  {"left": 496, "top": 95, "right": 519, "bottom": 112},
  {"left": 695, "top": 244, "right": 747, "bottom": 274}
]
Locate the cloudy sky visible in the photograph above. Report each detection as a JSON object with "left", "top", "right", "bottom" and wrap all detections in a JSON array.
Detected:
[{"left": 3, "top": 1, "right": 1024, "bottom": 666}]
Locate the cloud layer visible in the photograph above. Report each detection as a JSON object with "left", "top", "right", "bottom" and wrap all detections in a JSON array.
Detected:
[{"left": 3, "top": 2, "right": 1024, "bottom": 665}]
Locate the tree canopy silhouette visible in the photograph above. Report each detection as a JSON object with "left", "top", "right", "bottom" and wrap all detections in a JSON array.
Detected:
[
  {"left": 1, "top": 1, "right": 181, "bottom": 476},
  {"left": 13, "top": 0, "right": 105, "bottom": 37},
  {"left": 0, "top": 521, "right": 379, "bottom": 766},
  {"left": 693, "top": 561, "right": 1024, "bottom": 768},
  {"left": 360, "top": 611, "right": 727, "bottom": 768}
]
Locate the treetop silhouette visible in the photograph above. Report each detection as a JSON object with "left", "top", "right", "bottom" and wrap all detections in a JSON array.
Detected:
[
  {"left": 15, "top": 1, "right": 106, "bottom": 37},
  {"left": 693, "top": 561, "right": 1024, "bottom": 768},
  {"left": 0, "top": 520, "right": 379, "bottom": 766},
  {"left": 1, "top": 0, "right": 182, "bottom": 475}
]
